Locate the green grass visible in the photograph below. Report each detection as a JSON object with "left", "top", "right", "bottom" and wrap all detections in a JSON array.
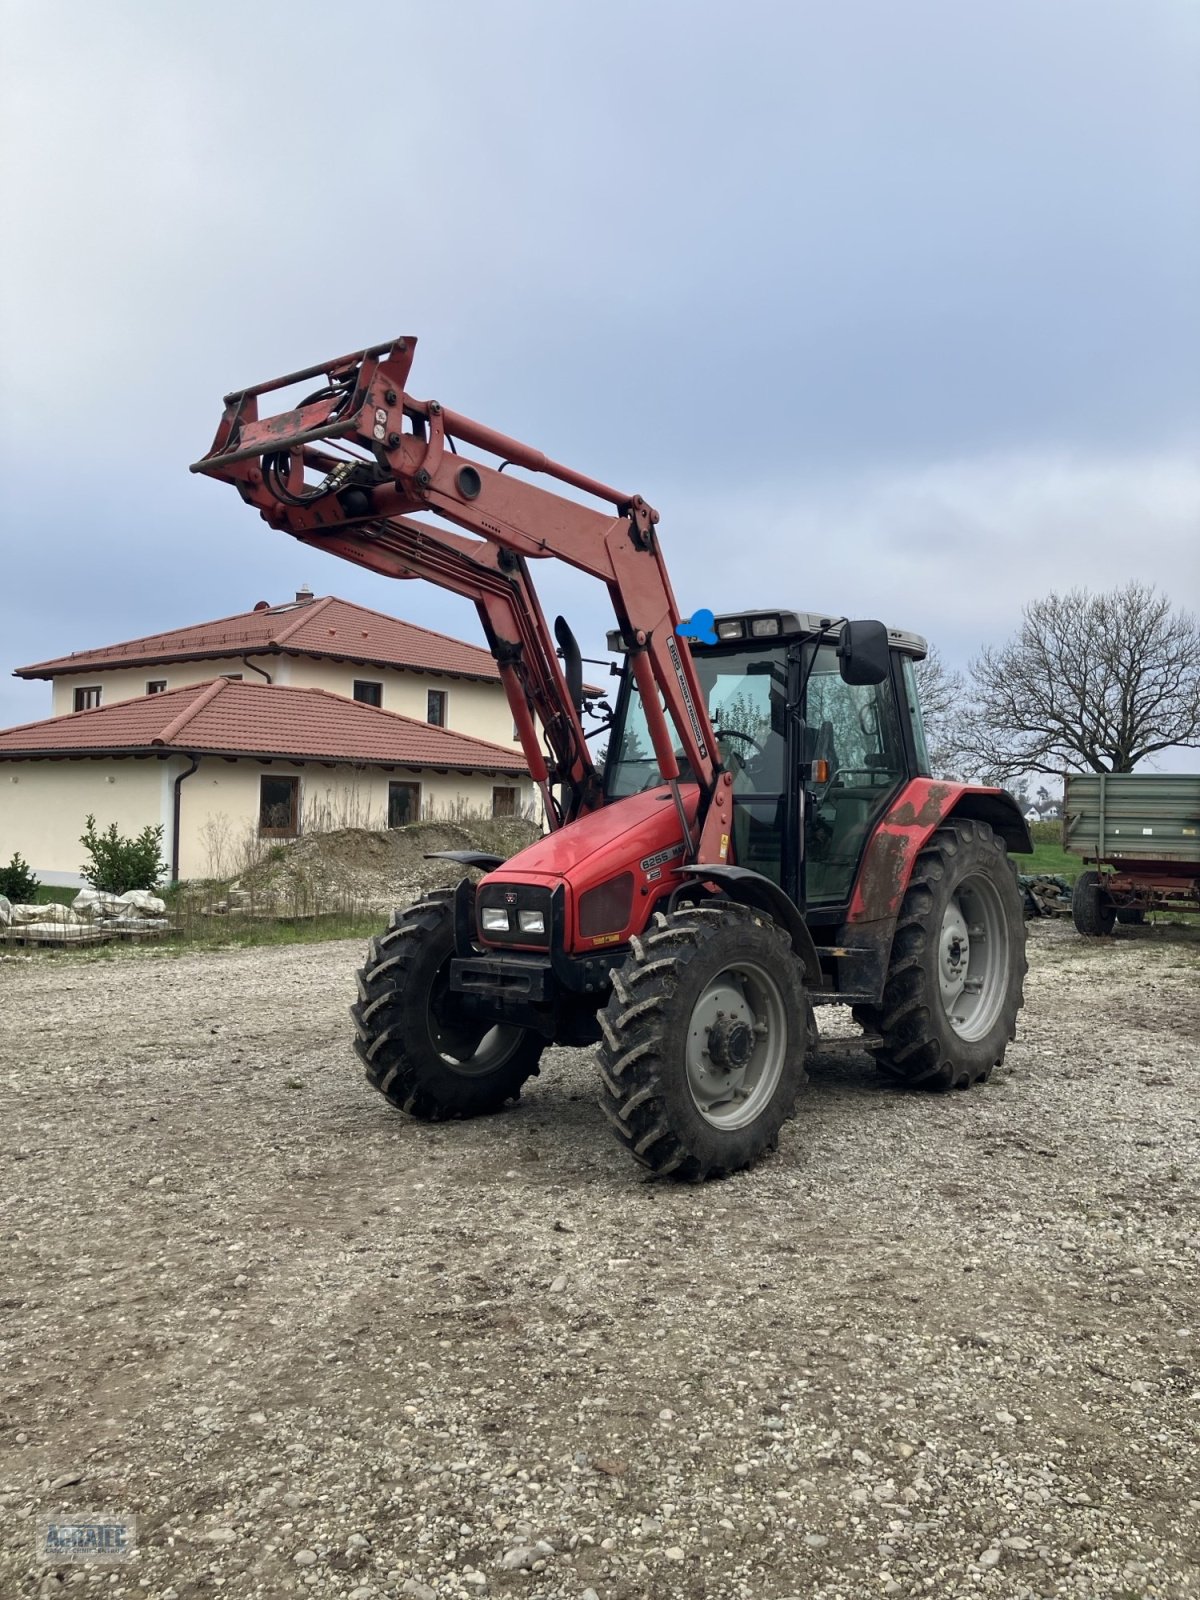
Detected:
[
  {"left": 1021, "top": 820, "right": 1078, "bottom": 880},
  {"left": 167, "top": 911, "right": 381, "bottom": 951},
  {"left": 31, "top": 885, "right": 79, "bottom": 906},
  {"left": 0, "top": 882, "right": 79, "bottom": 906}
]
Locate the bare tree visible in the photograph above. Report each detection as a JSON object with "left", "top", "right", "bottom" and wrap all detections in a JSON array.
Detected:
[
  {"left": 960, "top": 583, "right": 1200, "bottom": 780},
  {"left": 913, "top": 644, "right": 967, "bottom": 777}
]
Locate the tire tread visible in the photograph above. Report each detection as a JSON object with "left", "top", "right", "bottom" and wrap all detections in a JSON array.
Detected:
[
  {"left": 596, "top": 903, "right": 807, "bottom": 1179},
  {"left": 351, "top": 891, "right": 542, "bottom": 1120},
  {"left": 854, "top": 820, "right": 1027, "bottom": 1092}
]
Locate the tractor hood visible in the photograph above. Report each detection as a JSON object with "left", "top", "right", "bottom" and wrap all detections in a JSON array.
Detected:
[
  {"left": 475, "top": 785, "right": 703, "bottom": 955},
  {"left": 495, "top": 784, "right": 701, "bottom": 888}
]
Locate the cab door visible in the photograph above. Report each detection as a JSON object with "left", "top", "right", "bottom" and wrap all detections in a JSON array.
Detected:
[
  {"left": 693, "top": 647, "right": 791, "bottom": 888},
  {"left": 802, "top": 645, "right": 907, "bottom": 906}
]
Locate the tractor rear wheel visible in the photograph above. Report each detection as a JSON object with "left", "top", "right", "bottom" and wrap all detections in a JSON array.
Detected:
[
  {"left": 855, "top": 819, "right": 1026, "bottom": 1091},
  {"left": 596, "top": 903, "right": 808, "bottom": 1179},
  {"left": 352, "top": 889, "right": 544, "bottom": 1119},
  {"left": 1071, "top": 870, "right": 1116, "bottom": 937}
]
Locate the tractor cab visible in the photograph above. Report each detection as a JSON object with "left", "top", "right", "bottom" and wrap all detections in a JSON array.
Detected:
[{"left": 604, "top": 610, "right": 932, "bottom": 917}]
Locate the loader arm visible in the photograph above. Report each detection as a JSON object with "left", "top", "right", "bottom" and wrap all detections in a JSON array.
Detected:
[
  {"left": 293, "top": 513, "right": 598, "bottom": 827},
  {"left": 191, "top": 336, "right": 733, "bottom": 859}
]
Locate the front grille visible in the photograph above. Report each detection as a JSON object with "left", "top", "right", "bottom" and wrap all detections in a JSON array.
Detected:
[
  {"left": 578, "top": 872, "right": 635, "bottom": 938},
  {"left": 475, "top": 882, "right": 552, "bottom": 947}
]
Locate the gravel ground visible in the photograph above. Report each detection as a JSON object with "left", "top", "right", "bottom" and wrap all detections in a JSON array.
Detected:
[{"left": 2, "top": 919, "right": 1198, "bottom": 1600}]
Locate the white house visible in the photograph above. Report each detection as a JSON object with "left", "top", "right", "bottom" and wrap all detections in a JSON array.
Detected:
[
  {"left": 13, "top": 589, "right": 526, "bottom": 747},
  {"left": 0, "top": 677, "right": 535, "bottom": 885}
]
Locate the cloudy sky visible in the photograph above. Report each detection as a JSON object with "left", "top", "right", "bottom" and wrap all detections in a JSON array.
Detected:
[{"left": 1, "top": 1, "right": 1197, "bottom": 760}]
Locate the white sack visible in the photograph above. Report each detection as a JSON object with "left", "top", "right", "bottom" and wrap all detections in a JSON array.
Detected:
[
  {"left": 72, "top": 889, "right": 124, "bottom": 920},
  {"left": 115, "top": 890, "right": 167, "bottom": 917},
  {"left": 11, "top": 902, "right": 84, "bottom": 925}
]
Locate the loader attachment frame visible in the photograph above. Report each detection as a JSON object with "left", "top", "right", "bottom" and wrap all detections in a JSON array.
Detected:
[{"left": 191, "top": 336, "right": 732, "bottom": 857}]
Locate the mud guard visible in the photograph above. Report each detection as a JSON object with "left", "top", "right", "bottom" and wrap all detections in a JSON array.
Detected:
[
  {"left": 673, "top": 864, "right": 822, "bottom": 988},
  {"left": 848, "top": 779, "right": 1032, "bottom": 925},
  {"left": 425, "top": 850, "right": 506, "bottom": 871}
]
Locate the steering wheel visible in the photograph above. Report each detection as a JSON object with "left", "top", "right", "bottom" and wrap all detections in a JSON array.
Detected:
[{"left": 713, "top": 727, "right": 765, "bottom": 758}]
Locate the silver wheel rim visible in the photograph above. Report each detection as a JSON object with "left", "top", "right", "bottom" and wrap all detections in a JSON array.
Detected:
[
  {"left": 685, "top": 959, "right": 788, "bottom": 1130},
  {"left": 937, "top": 871, "right": 1009, "bottom": 1041}
]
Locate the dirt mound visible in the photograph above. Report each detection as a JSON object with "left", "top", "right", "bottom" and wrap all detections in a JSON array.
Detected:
[{"left": 234, "top": 818, "right": 541, "bottom": 912}]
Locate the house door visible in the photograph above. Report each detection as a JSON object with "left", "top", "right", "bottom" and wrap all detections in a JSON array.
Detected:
[{"left": 388, "top": 782, "right": 421, "bottom": 827}]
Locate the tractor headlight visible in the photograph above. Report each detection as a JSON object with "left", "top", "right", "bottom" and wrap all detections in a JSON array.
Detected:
[{"left": 476, "top": 884, "right": 552, "bottom": 946}]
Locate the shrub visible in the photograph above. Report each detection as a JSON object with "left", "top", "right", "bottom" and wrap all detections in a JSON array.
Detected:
[
  {"left": 80, "top": 815, "right": 166, "bottom": 894},
  {"left": 0, "top": 851, "right": 40, "bottom": 901}
]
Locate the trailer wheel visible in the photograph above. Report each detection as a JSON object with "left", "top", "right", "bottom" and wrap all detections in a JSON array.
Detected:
[
  {"left": 351, "top": 890, "right": 544, "bottom": 1119},
  {"left": 857, "top": 819, "right": 1026, "bottom": 1091},
  {"left": 596, "top": 903, "right": 808, "bottom": 1179},
  {"left": 1115, "top": 907, "right": 1146, "bottom": 926},
  {"left": 1071, "top": 870, "right": 1116, "bottom": 937}
]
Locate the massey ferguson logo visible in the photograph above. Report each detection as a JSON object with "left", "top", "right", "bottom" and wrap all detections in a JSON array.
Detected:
[{"left": 666, "top": 633, "right": 708, "bottom": 761}]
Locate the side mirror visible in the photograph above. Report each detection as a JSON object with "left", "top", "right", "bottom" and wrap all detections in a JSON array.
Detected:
[
  {"left": 837, "top": 620, "right": 890, "bottom": 686},
  {"left": 554, "top": 614, "right": 584, "bottom": 713}
]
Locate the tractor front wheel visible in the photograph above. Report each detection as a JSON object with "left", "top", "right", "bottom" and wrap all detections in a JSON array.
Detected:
[
  {"left": 596, "top": 903, "right": 808, "bottom": 1179},
  {"left": 352, "top": 890, "right": 545, "bottom": 1119},
  {"left": 856, "top": 819, "right": 1026, "bottom": 1091}
]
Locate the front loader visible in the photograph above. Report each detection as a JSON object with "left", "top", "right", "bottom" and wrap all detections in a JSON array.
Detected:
[{"left": 192, "top": 335, "right": 1030, "bottom": 1179}]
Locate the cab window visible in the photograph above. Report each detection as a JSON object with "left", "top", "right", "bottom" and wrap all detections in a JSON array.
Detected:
[{"left": 803, "top": 645, "right": 905, "bottom": 904}]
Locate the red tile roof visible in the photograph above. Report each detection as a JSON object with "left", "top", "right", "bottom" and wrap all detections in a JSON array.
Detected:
[
  {"left": 14, "top": 596, "right": 503, "bottom": 682},
  {"left": 0, "top": 680, "right": 529, "bottom": 773}
]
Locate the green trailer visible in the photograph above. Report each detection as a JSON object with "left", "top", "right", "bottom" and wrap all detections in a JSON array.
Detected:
[{"left": 1063, "top": 771, "right": 1200, "bottom": 934}]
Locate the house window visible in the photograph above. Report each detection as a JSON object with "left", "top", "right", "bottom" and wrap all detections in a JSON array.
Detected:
[
  {"left": 259, "top": 775, "right": 300, "bottom": 837},
  {"left": 146, "top": 680, "right": 167, "bottom": 695},
  {"left": 427, "top": 688, "right": 447, "bottom": 726},
  {"left": 388, "top": 781, "right": 421, "bottom": 828},
  {"left": 354, "top": 680, "right": 383, "bottom": 707},
  {"left": 492, "top": 785, "right": 519, "bottom": 818},
  {"left": 73, "top": 686, "right": 102, "bottom": 712}
]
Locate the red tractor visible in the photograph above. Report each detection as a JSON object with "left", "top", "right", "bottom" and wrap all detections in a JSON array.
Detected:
[{"left": 193, "top": 336, "right": 1030, "bottom": 1179}]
